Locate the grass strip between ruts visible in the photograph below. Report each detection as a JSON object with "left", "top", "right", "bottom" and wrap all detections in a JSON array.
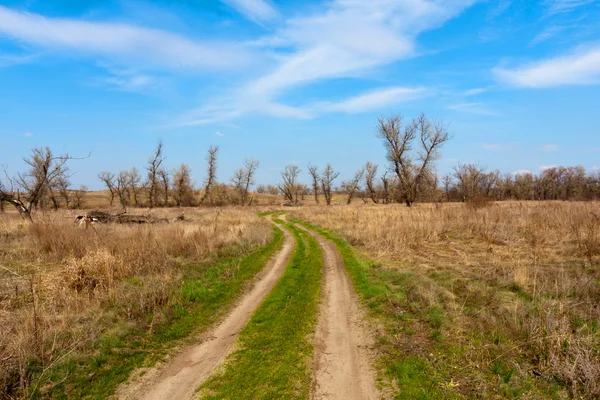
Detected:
[{"left": 200, "top": 219, "right": 322, "bottom": 400}]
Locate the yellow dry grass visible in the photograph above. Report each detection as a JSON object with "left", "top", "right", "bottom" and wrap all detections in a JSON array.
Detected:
[
  {"left": 291, "top": 201, "right": 600, "bottom": 398},
  {"left": 0, "top": 207, "right": 271, "bottom": 397}
]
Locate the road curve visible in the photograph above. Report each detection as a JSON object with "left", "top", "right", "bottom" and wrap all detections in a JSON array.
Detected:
[{"left": 117, "top": 218, "right": 295, "bottom": 400}]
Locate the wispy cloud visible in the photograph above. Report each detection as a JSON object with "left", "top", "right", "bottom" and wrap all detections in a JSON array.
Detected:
[
  {"left": 512, "top": 169, "right": 532, "bottom": 176},
  {"left": 319, "top": 87, "right": 427, "bottom": 113},
  {"left": 494, "top": 44, "right": 600, "bottom": 87},
  {"left": 462, "top": 88, "right": 487, "bottom": 96},
  {"left": 482, "top": 143, "right": 514, "bottom": 151},
  {"left": 222, "top": 0, "right": 278, "bottom": 23},
  {"left": 0, "top": 5, "right": 250, "bottom": 70},
  {"left": 530, "top": 25, "right": 565, "bottom": 45},
  {"left": 178, "top": 0, "right": 478, "bottom": 124},
  {"left": 216, "top": 131, "right": 224, "bottom": 136},
  {"left": 541, "top": 144, "right": 560, "bottom": 151},
  {"left": 448, "top": 102, "right": 497, "bottom": 115},
  {"left": 22, "top": 132, "right": 32, "bottom": 137},
  {"left": 545, "top": 0, "right": 596, "bottom": 15},
  {"left": 540, "top": 164, "right": 558, "bottom": 170}
]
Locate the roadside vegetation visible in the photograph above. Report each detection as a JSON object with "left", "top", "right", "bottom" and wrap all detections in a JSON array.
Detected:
[
  {"left": 200, "top": 219, "right": 323, "bottom": 400},
  {"left": 0, "top": 209, "right": 279, "bottom": 398},
  {"left": 291, "top": 201, "right": 600, "bottom": 399}
]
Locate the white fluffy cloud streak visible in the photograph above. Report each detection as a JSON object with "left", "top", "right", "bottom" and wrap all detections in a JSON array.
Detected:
[
  {"left": 320, "top": 87, "right": 427, "bottom": 113},
  {"left": 0, "top": 6, "right": 249, "bottom": 69},
  {"left": 494, "top": 45, "right": 600, "bottom": 87},
  {"left": 222, "top": 0, "right": 277, "bottom": 22}
]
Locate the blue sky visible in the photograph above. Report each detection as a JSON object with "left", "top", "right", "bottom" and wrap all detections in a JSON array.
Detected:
[{"left": 1, "top": 0, "right": 599, "bottom": 189}]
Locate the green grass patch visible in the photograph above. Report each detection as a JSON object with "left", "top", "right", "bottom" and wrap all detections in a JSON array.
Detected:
[
  {"left": 31, "top": 225, "right": 285, "bottom": 399},
  {"left": 200, "top": 221, "right": 322, "bottom": 400}
]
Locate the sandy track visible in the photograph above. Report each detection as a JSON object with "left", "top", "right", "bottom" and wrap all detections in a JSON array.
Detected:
[
  {"left": 298, "top": 225, "right": 379, "bottom": 400},
  {"left": 116, "top": 220, "right": 295, "bottom": 400}
]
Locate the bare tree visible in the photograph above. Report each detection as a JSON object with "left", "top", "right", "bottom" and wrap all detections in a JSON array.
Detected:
[
  {"left": 73, "top": 185, "right": 87, "bottom": 209},
  {"left": 0, "top": 147, "right": 83, "bottom": 221},
  {"left": 158, "top": 168, "right": 170, "bottom": 206},
  {"left": 146, "top": 140, "right": 165, "bottom": 209},
  {"left": 172, "top": 164, "right": 195, "bottom": 206},
  {"left": 453, "top": 163, "right": 486, "bottom": 201},
  {"left": 442, "top": 173, "right": 453, "bottom": 202},
  {"left": 279, "top": 165, "right": 301, "bottom": 204},
  {"left": 364, "top": 162, "right": 379, "bottom": 204},
  {"left": 98, "top": 171, "right": 117, "bottom": 206},
  {"left": 308, "top": 164, "right": 320, "bottom": 204},
  {"left": 116, "top": 170, "right": 130, "bottom": 208},
  {"left": 55, "top": 175, "right": 72, "bottom": 208},
  {"left": 377, "top": 114, "right": 450, "bottom": 207},
  {"left": 343, "top": 167, "right": 365, "bottom": 205},
  {"left": 380, "top": 172, "right": 390, "bottom": 204},
  {"left": 256, "top": 184, "right": 266, "bottom": 194},
  {"left": 127, "top": 167, "right": 143, "bottom": 206},
  {"left": 320, "top": 164, "right": 339, "bottom": 206},
  {"left": 201, "top": 145, "right": 219, "bottom": 205}
]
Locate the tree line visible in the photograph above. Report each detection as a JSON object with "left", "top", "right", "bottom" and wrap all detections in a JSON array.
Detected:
[{"left": 2, "top": 113, "right": 599, "bottom": 221}]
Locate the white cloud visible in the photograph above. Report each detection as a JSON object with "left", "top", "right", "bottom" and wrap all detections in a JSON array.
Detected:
[
  {"left": 545, "top": 0, "right": 596, "bottom": 14},
  {"left": 482, "top": 143, "right": 513, "bottom": 151},
  {"left": 222, "top": 0, "right": 277, "bottom": 22},
  {"left": 463, "top": 88, "right": 486, "bottom": 96},
  {"left": 591, "top": 165, "right": 600, "bottom": 171},
  {"left": 22, "top": 132, "right": 32, "bottom": 137},
  {"left": 530, "top": 25, "right": 564, "bottom": 46},
  {"left": 216, "top": 131, "right": 224, "bottom": 136},
  {"left": 541, "top": 144, "right": 559, "bottom": 151},
  {"left": 319, "top": 87, "right": 427, "bottom": 113},
  {"left": 0, "top": 6, "right": 249, "bottom": 70},
  {"left": 493, "top": 44, "right": 600, "bottom": 87},
  {"left": 512, "top": 169, "right": 532, "bottom": 176},
  {"left": 178, "top": 0, "right": 478, "bottom": 124},
  {"left": 448, "top": 102, "right": 497, "bottom": 115},
  {"left": 539, "top": 164, "right": 557, "bottom": 170}
]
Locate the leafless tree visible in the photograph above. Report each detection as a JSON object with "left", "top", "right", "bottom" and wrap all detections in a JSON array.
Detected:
[
  {"left": 442, "top": 173, "right": 453, "bottom": 202},
  {"left": 172, "top": 164, "right": 195, "bottom": 206},
  {"left": 230, "top": 158, "right": 259, "bottom": 206},
  {"left": 380, "top": 172, "right": 390, "bottom": 204},
  {"left": 73, "top": 185, "right": 87, "bottom": 209},
  {"left": 453, "top": 163, "right": 486, "bottom": 201},
  {"left": 158, "top": 168, "right": 170, "bottom": 206},
  {"left": 55, "top": 175, "right": 72, "bottom": 208},
  {"left": 308, "top": 164, "right": 320, "bottom": 204},
  {"left": 364, "top": 162, "right": 379, "bottom": 204},
  {"left": 343, "top": 167, "right": 365, "bottom": 205},
  {"left": 116, "top": 170, "right": 130, "bottom": 208},
  {"left": 127, "top": 167, "right": 143, "bottom": 206},
  {"left": 256, "top": 184, "right": 266, "bottom": 194},
  {"left": 279, "top": 165, "right": 301, "bottom": 204},
  {"left": 146, "top": 140, "right": 165, "bottom": 209},
  {"left": 201, "top": 145, "right": 219, "bottom": 205},
  {"left": 266, "top": 185, "right": 279, "bottom": 195},
  {"left": 98, "top": 171, "right": 117, "bottom": 206},
  {"left": 0, "top": 147, "right": 84, "bottom": 221},
  {"left": 320, "top": 164, "right": 339, "bottom": 206},
  {"left": 377, "top": 114, "right": 450, "bottom": 207}
]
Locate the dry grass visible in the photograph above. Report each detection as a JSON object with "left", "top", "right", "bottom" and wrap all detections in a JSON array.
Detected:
[
  {"left": 0, "top": 208, "right": 271, "bottom": 398},
  {"left": 291, "top": 201, "right": 600, "bottom": 398}
]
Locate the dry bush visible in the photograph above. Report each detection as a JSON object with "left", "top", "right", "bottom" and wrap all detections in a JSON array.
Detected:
[
  {"left": 291, "top": 201, "right": 600, "bottom": 398},
  {"left": 0, "top": 208, "right": 270, "bottom": 397}
]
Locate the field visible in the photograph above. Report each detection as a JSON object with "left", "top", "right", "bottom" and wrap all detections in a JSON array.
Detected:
[{"left": 1, "top": 201, "right": 599, "bottom": 399}]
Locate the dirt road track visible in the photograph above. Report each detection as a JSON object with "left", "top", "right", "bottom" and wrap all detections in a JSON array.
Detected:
[
  {"left": 298, "top": 225, "right": 380, "bottom": 400},
  {"left": 116, "top": 220, "right": 295, "bottom": 400}
]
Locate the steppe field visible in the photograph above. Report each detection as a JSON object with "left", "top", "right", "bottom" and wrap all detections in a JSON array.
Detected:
[{"left": 1, "top": 200, "right": 598, "bottom": 399}]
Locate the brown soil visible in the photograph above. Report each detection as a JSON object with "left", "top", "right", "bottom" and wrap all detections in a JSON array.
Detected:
[
  {"left": 116, "top": 220, "right": 295, "bottom": 400},
  {"left": 297, "top": 225, "right": 380, "bottom": 400}
]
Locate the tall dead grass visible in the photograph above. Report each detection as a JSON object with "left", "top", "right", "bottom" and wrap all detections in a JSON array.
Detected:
[
  {"left": 0, "top": 208, "right": 270, "bottom": 398},
  {"left": 292, "top": 201, "right": 600, "bottom": 398}
]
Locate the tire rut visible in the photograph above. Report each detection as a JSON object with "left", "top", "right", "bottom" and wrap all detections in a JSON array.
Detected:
[
  {"left": 296, "top": 224, "right": 380, "bottom": 400},
  {"left": 116, "top": 218, "right": 295, "bottom": 400}
]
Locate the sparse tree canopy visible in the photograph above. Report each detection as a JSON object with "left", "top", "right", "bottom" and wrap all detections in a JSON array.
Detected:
[
  {"left": 98, "top": 171, "right": 116, "bottom": 206},
  {"left": 279, "top": 165, "right": 301, "bottom": 204},
  {"left": 308, "top": 164, "right": 320, "bottom": 205},
  {"left": 146, "top": 140, "right": 165, "bottom": 209},
  {"left": 321, "top": 164, "right": 339, "bottom": 206},
  {"left": 377, "top": 113, "right": 450, "bottom": 207},
  {"left": 172, "top": 163, "right": 195, "bottom": 207},
  {"left": 201, "top": 145, "right": 219, "bottom": 205},
  {"left": 364, "top": 162, "right": 379, "bottom": 204},
  {"left": 342, "top": 166, "right": 365, "bottom": 205}
]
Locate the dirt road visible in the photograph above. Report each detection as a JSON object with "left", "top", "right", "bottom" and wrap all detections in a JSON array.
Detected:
[
  {"left": 117, "top": 220, "right": 295, "bottom": 400},
  {"left": 298, "top": 225, "right": 380, "bottom": 400}
]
